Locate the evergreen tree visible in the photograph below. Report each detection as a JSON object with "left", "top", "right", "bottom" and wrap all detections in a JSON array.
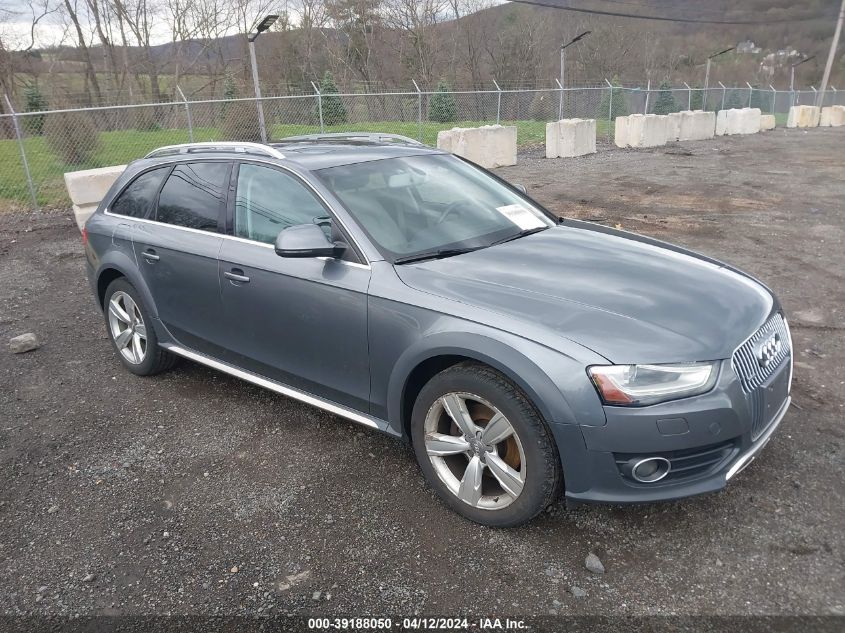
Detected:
[
  {"left": 689, "top": 84, "right": 705, "bottom": 110},
  {"left": 23, "top": 83, "right": 48, "bottom": 135},
  {"left": 725, "top": 89, "right": 744, "bottom": 110},
  {"left": 428, "top": 80, "right": 457, "bottom": 123},
  {"left": 652, "top": 80, "right": 678, "bottom": 114},
  {"left": 223, "top": 74, "right": 238, "bottom": 101},
  {"left": 596, "top": 76, "right": 627, "bottom": 121},
  {"left": 318, "top": 71, "right": 347, "bottom": 126}
]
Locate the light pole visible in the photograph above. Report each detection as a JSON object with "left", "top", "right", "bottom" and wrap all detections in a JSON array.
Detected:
[
  {"left": 558, "top": 31, "right": 591, "bottom": 119},
  {"left": 790, "top": 55, "right": 815, "bottom": 106},
  {"left": 817, "top": 0, "right": 845, "bottom": 107},
  {"left": 248, "top": 14, "right": 278, "bottom": 144},
  {"left": 703, "top": 47, "right": 734, "bottom": 110}
]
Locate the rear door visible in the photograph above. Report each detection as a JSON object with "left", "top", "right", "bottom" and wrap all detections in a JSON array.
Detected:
[
  {"left": 132, "top": 161, "right": 231, "bottom": 355},
  {"left": 218, "top": 162, "right": 371, "bottom": 412}
]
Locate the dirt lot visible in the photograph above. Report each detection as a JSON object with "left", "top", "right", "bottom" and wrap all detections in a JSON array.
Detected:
[{"left": 1, "top": 128, "right": 843, "bottom": 623}]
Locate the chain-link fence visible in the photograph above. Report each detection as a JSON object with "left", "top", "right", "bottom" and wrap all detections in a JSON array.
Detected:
[{"left": 2, "top": 83, "right": 844, "bottom": 213}]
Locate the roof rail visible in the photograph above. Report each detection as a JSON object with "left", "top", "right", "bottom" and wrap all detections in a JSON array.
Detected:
[
  {"left": 275, "top": 132, "right": 423, "bottom": 146},
  {"left": 144, "top": 142, "right": 285, "bottom": 160}
]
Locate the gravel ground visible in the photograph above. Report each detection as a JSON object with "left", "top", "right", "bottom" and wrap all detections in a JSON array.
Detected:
[{"left": 0, "top": 128, "right": 843, "bottom": 623}]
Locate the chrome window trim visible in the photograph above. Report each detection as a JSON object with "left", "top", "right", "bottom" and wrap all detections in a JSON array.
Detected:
[
  {"left": 104, "top": 209, "right": 370, "bottom": 271},
  {"left": 161, "top": 343, "right": 382, "bottom": 430},
  {"left": 104, "top": 155, "right": 372, "bottom": 270}
]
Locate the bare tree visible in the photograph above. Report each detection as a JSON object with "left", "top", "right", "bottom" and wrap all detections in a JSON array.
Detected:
[{"left": 383, "top": 0, "right": 447, "bottom": 86}]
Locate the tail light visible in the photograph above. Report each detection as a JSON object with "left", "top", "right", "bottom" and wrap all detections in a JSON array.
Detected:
[{"left": 81, "top": 227, "right": 88, "bottom": 246}]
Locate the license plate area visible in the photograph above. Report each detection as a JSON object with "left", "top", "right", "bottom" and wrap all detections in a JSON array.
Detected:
[{"left": 751, "top": 360, "right": 790, "bottom": 440}]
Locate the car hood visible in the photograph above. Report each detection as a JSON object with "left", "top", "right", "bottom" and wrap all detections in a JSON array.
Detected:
[{"left": 394, "top": 224, "right": 774, "bottom": 364}]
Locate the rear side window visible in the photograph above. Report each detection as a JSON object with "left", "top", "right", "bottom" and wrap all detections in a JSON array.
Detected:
[
  {"left": 110, "top": 167, "right": 169, "bottom": 218},
  {"left": 156, "top": 162, "right": 230, "bottom": 232}
]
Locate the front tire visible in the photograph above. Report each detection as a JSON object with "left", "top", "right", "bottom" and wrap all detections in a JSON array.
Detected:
[
  {"left": 411, "top": 362, "right": 563, "bottom": 527},
  {"left": 103, "top": 278, "right": 178, "bottom": 376}
]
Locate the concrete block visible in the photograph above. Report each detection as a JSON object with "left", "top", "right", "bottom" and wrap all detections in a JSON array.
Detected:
[
  {"left": 678, "top": 110, "right": 715, "bottom": 141},
  {"left": 614, "top": 116, "right": 630, "bottom": 148},
  {"left": 437, "top": 125, "right": 517, "bottom": 168},
  {"left": 787, "top": 105, "right": 820, "bottom": 128},
  {"left": 63, "top": 164, "right": 126, "bottom": 207},
  {"left": 820, "top": 105, "right": 845, "bottom": 127},
  {"left": 546, "top": 118, "right": 596, "bottom": 158},
  {"left": 715, "top": 110, "right": 728, "bottom": 136},
  {"left": 760, "top": 114, "right": 776, "bottom": 131},
  {"left": 667, "top": 113, "right": 682, "bottom": 141},
  {"left": 63, "top": 164, "right": 126, "bottom": 231}
]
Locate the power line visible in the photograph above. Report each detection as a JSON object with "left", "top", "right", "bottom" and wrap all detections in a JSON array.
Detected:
[{"left": 507, "top": 0, "right": 833, "bottom": 25}]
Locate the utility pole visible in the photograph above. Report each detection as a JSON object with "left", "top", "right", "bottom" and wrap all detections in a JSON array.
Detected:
[
  {"left": 559, "top": 31, "right": 591, "bottom": 119},
  {"left": 817, "top": 0, "right": 845, "bottom": 107},
  {"left": 791, "top": 55, "right": 816, "bottom": 106},
  {"left": 703, "top": 47, "right": 734, "bottom": 111},
  {"left": 247, "top": 14, "right": 279, "bottom": 144}
]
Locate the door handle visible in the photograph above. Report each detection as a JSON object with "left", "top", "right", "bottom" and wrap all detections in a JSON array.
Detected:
[
  {"left": 142, "top": 250, "right": 160, "bottom": 262},
  {"left": 224, "top": 270, "right": 250, "bottom": 284}
]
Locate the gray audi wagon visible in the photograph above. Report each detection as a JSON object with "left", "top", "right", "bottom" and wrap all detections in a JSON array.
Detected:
[{"left": 83, "top": 135, "right": 792, "bottom": 526}]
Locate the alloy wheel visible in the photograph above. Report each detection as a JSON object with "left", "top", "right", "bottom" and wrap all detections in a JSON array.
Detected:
[
  {"left": 107, "top": 291, "right": 147, "bottom": 364},
  {"left": 423, "top": 392, "right": 526, "bottom": 510}
]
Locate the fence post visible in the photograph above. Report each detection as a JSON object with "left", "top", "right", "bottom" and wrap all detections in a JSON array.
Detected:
[
  {"left": 311, "top": 81, "right": 324, "bottom": 133},
  {"left": 643, "top": 79, "right": 651, "bottom": 114},
  {"left": 176, "top": 85, "right": 193, "bottom": 142},
  {"left": 604, "top": 78, "right": 613, "bottom": 139},
  {"left": 4, "top": 94, "right": 38, "bottom": 212},
  {"left": 412, "top": 79, "right": 422, "bottom": 142},
  {"left": 719, "top": 81, "right": 727, "bottom": 111},
  {"left": 683, "top": 82, "right": 692, "bottom": 110},
  {"left": 555, "top": 78, "right": 564, "bottom": 120},
  {"left": 769, "top": 85, "right": 777, "bottom": 114},
  {"left": 746, "top": 82, "right": 753, "bottom": 108},
  {"left": 811, "top": 86, "right": 817, "bottom": 108},
  {"left": 493, "top": 80, "right": 502, "bottom": 124}
]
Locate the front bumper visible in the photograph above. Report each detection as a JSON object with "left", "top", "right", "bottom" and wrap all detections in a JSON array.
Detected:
[{"left": 556, "top": 357, "right": 792, "bottom": 505}]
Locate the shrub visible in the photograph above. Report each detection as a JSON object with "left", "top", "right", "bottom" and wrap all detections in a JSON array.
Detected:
[
  {"left": 596, "top": 76, "right": 627, "bottom": 121},
  {"left": 22, "top": 83, "right": 48, "bottom": 135},
  {"left": 219, "top": 102, "right": 263, "bottom": 142},
  {"left": 133, "top": 107, "right": 162, "bottom": 132},
  {"left": 317, "top": 71, "right": 347, "bottom": 126},
  {"left": 429, "top": 80, "right": 457, "bottom": 123},
  {"left": 44, "top": 111, "right": 100, "bottom": 165},
  {"left": 652, "top": 80, "right": 679, "bottom": 114}
]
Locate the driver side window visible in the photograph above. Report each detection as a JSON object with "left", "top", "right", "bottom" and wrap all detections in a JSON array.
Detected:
[{"left": 234, "top": 164, "right": 326, "bottom": 245}]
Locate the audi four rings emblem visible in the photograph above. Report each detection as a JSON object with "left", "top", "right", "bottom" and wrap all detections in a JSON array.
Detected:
[{"left": 756, "top": 333, "right": 782, "bottom": 368}]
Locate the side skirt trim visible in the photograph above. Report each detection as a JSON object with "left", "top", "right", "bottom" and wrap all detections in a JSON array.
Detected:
[{"left": 162, "top": 343, "right": 384, "bottom": 431}]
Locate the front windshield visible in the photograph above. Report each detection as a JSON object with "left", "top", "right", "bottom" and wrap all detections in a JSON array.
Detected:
[{"left": 316, "top": 154, "right": 554, "bottom": 261}]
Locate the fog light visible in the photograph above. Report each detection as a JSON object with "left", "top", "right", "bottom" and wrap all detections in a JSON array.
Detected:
[{"left": 628, "top": 457, "right": 671, "bottom": 483}]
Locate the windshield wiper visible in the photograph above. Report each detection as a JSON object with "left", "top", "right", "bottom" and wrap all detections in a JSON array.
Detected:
[
  {"left": 393, "top": 247, "right": 479, "bottom": 265},
  {"left": 489, "top": 225, "right": 550, "bottom": 246}
]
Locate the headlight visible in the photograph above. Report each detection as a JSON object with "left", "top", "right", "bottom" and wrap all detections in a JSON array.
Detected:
[{"left": 588, "top": 362, "right": 718, "bottom": 406}]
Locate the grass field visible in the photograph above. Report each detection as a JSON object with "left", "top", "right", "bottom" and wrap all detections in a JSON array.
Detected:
[{"left": 0, "top": 118, "right": 615, "bottom": 210}]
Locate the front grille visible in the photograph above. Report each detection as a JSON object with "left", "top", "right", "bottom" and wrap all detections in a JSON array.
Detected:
[
  {"left": 615, "top": 440, "right": 737, "bottom": 485},
  {"left": 731, "top": 313, "right": 791, "bottom": 394}
]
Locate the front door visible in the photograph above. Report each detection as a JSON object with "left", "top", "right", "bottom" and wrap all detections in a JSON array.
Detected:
[
  {"left": 218, "top": 162, "right": 371, "bottom": 412},
  {"left": 132, "top": 161, "right": 231, "bottom": 355}
]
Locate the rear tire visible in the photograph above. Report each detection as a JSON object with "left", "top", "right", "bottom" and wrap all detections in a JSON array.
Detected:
[
  {"left": 411, "top": 362, "right": 563, "bottom": 527},
  {"left": 103, "top": 278, "right": 179, "bottom": 376}
]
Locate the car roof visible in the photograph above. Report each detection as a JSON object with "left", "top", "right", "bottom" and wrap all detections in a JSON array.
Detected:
[{"left": 132, "top": 136, "right": 447, "bottom": 173}]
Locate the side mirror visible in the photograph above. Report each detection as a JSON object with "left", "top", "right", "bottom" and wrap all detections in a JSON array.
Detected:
[
  {"left": 514, "top": 183, "right": 527, "bottom": 194},
  {"left": 275, "top": 223, "right": 347, "bottom": 259}
]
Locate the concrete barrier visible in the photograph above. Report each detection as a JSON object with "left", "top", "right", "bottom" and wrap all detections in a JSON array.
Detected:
[
  {"left": 787, "top": 105, "right": 820, "bottom": 128},
  {"left": 760, "top": 114, "right": 776, "bottom": 131},
  {"left": 717, "top": 108, "right": 762, "bottom": 135},
  {"left": 63, "top": 164, "right": 126, "bottom": 231},
  {"left": 678, "top": 110, "right": 716, "bottom": 141},
  {"left": 437, "top": 125, "right": 517, "bottom": 168},
  {"left": 614, "top": 116, "right": 630, "bottom": 148},
  {"left": 667, "top": 112, "right": 682, "bottom": 142},
  {"left": 820, "top": 105, "right": 845, "bottom": 127},
  {"left": 545, "top": 118, "right": 597, "bottom": 158}
]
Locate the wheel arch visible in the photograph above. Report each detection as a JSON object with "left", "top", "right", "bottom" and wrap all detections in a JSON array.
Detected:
[
  {"left": 94, "top": 252, "right": 158, "bottom": 320},
  {"left": 389, "top": 332, "right": 578, "bottom": 442}
]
